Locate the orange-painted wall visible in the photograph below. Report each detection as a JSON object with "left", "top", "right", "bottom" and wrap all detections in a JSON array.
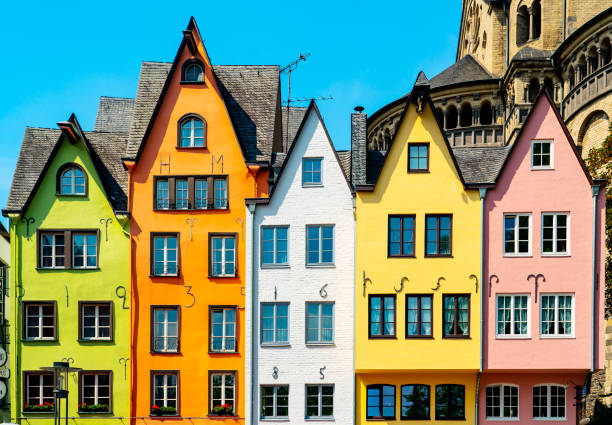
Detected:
[{"left": 128, "top": 31, "right": 268, "bottom": 424}]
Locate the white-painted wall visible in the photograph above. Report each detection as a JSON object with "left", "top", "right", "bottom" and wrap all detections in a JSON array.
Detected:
[{"left": 246, "top": 107, "right": 354, "bottom": 425}]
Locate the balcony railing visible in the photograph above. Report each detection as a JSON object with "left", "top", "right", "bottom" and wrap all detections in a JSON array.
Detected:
[
  {"left": 564, "top": 62, "right": 612, "bottom": 119},
  {"left": 446, "top": 125, "right": 504, "bottom": 147}
]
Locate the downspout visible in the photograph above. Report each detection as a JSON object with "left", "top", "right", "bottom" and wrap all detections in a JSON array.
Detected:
[
  {"left": 591, "top": 185, "right": 600, "bottom": 372},
  {"left": 476, "top": 187, "right": 487, "bottom": 425},
  {"left": 12, "top": 218, "right": 21, "bottom": 424},
  {"left": 248, "top": 203, "right": 257, "bottom": 425},
  {"left": 352, "top": 197, "right": 356, "bottom": 425}
]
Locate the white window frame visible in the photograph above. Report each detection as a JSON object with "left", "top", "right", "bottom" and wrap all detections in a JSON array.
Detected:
[
  {"left": 260, "top": 302, "right": 289, "bottom": 346},
  {"left": 260, "top": 385, "right": 289, "bottom": 419},
  {"left": 60, "top": 166, "right": 86, "bottom": 195},
  {"left": 532, "top": 384, "right": 566, "bottom": 420},
  {"left": 153, "top": 373, "right": 178, "bottom": 410},
  {"left": 195, "top": 179, "right": 207, "bottom": 209},
  {"left": 40, "top": 232, "right": 65, "bottom": 269},
  {"left": 305, "top": 384, "right": 334, "bottom": 419},
  {"left": 153, "top": 235, "right": 178, "bottom": 276},
  {"left": 302, "top": 157, "right": 323, "bottom": 187},
  {"left": 81, "top": 303, "right": 112, "bottom": 340},
  {"left": 495, "top": 295, "right": 530, "bottom": 339},
  {"left": 180, "top": 118, "right": 204, "bottom": 147},
  {"left": 531, "top": 140, "right": 554, "bottom": 170},
  {"left": 26, "top": 373, "right": 55, "bottom": 406},
  {"left": 210, "top": 307, "right": 236, "bottom": 353},
  {"left": 214, "top": 178, "right": 228, "bottom": 209},
  {"left": 80, "top": 372, "right": 111, "bottom": 408},
  {"left": 260, "top": 225, "right": 289, "bottom": 267},
  {"left": 25, "top": 303, "right": 55, "bottom": 340},
  {"left": 541, "top": 213, "right": 570, "bottom": 256},
  {"left": 152, "top": 307, "right": 179, "bottom": 353},
  {"left": 72, "top": 233, "right": 97, "bottom": 269},
  {"left": 156, "top": 180, "right": 169, "bottom": 209},
  {"left": 175, "top": 179, "right": 189, "bottom": 209},
  {"left": 540, "top": 294, "right": 575, "bottom": 338},
  {"left": 305, "top": 302, "right": 334, "bottom": 344},
  {"left": 503, "top": 213, "right": 532, "bottom": 257},
  {"left": 485, "top": 384, "right": 519, "bottom": 420},
  {"left": 306, "top": 224, "right": 335, "bottom": 266},
  {"left": 210, "top": 372, "right": 236, "bottom": 414},
  {"left": 211, "top": 236, "right": 236, "bottom": 277}
]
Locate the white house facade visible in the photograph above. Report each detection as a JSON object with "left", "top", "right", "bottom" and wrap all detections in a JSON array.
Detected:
[{"left": 245, "top": 102, "right": 355, "bottom": 425}]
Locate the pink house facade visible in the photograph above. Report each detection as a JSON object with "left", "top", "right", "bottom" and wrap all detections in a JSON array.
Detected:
[{"left": 480, "top": 90, "right": 606, "bottom": 424}]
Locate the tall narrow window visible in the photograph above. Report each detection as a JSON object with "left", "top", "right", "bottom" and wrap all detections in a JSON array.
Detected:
[
  {"left": 486, "top": 385, "right": 518, "bottom": 419},
  {"left": 542, "top": 213, "right": 569, "bottom": 255},
  {"left": 369, "top": 295, "right": 395, "bottom": 338},
  {"left": 175, "top": 179, "right": 188, "bottom": 209},
  {"left": 151, "top": 372, "right": 178, "bottom": 414},
  {"left": 401, "top": 384, "right": 430, "bottom": 420},
  {"left": 366, "top": 385, "right": 395, "bottom": 419},
  {"left": 425, "top": 215, "right": 452, "bottom": 256},
  {"left": 407, "top": 143, "right": 429, "bottom": 172},
  {"left": 533, "top": 385, "right": 565, "bottom": 419},
  {"left": 210, "top": 307, "right": 236, "bottom": 352},
  {"left": 435, "top": 384, "right": 465, "bottom": 420},
  {"left": 261, "top": 226, "right": 289, "bottom": 266},
  {"left": 504, "top": 214, "right": 531, "bottom": 255},
  {"left": 60, "top": 166, "right": 86, "bottom": 195},
  {"left": 210, "top": 235, "right": 236, "bottom": 277},
  {"left": 179, "top": 117, "right": 205, "bottom": 147},
  {"left": 306, "top": 225, "right": 334, "bottom": 265},
  {"left": 23, "top": 302, "right": 56, "bottom": 340},
  {"left": 79, "top": 372, "right": 111, "bottom": 412},
  {"left": 302, "top": 158, "right": 322, "bottom": 186},
  {"left": 72, "top": 233, "right": 97, "bottom": 268},
  {"left": 496, "top": 295, "right": 529, "bottom": 337},
  {"left": 214, "top": 178, "right": 227, "bottom": 209},
  {"left": 156, "top": 180, "right": 169, "bottom": 209},
  {"left": 388, "top": 215, "right": 415, "bottom": 257},
  {"left": 195, "top": 179, "right": 207, "bottom": 209},
  {"left": 532, "top": 140, "right": 553, "bottom": 169},
  {"left": 24, "top": 373, "right": 55, "bottom": 410},
  {"left": 152, "top": 307, "right": 179, "bottom": 353},
  {"left": 40, "top": 233, "right": 65, "bottom": 268},
  {"left": 405, "top": 295, "right": 432, "bottom": 337},
  {"left": 541, "top": 295, "right": 573, "bottom": 337},
  {"left": 261, "top": 303, "right": 289, "bottom": 345},
  {"left": 80, "top": 302, "right": 112, "bottom": 340},
  {"left": 210, "top": 372, "right": 235, "bottom": 415},
  {"left": 443, "top": 295, "right": 470, "bottom": 337},
  {"left": 306, "top": 302, "right": 334, "bottom": 344},
  {"left": 261, "top": 385, "right": 289, "bottom": 419},
  {"left": 152, "top": 234, "right": 178, "bottom": 276},
  {"left": 306, "top": 385, "right": 334, "bottom": 419}
]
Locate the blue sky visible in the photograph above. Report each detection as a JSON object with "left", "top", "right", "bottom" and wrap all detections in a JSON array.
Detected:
[{"left": 0, "top": 0, "right": 461, "bottom": 218}]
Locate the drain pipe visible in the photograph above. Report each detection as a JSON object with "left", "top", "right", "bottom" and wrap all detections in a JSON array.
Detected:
[
  {"left": 352, "top": 197, "right": 357, "bottom": 425},
  {"left": 476, "top": 187, "right": 487, "bottom": 425},
  {"left": 248, "top": 203, "right": 257, "bottom": 425},
  {"left": 591, "top": 185, "right": 600, "bottom": 372}
]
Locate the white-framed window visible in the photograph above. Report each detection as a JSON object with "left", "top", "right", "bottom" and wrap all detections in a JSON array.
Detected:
[
  {"left": 496, "top": 295, "right": 529, "bottom": 337},
  {"left": 60, "top": 166, "right": 86, "bottom": 195},
  {"left": 156, "top": 180, "right": 169, "bottom": 209},
  {"left": 306, "top": 384, "right": 334, "bottom": 419},
  {"left": 261, "top": 385, "right": 289, "bottom": 419},
  {"left": 152, "top": 372, "right": 178, "bottom": 411},
  {"left": 533, "top": 384, "right": 565, "bottom": 419},
  {"left": 195, "top": 179, "right": 207, "bottom": 209},
  {"left": 542, "top": 213, "right": 569, "bottom": 255},
  {"left": 485, "top": 384, "right": 519, "bottom": 419},
  {"left": 531, "top": 140, "right": 554, "bottom": 169},
  {"left": 175, "top": 179, "right": 188, "bottom": 209},
  {"left": 180, "top": 118, "right": 205, "bottom": 147},
  {"left": 260, "top": 303, "right": 289, "bottom": 345},
  {"left": 541, "top": 294, "right": 574, "bottom": 337},
  {"left": 210, "top": 235, "right": 236, "bottom": 277},
  {"left": 81, "top": 303, "right": 112, "bottom": 340},
  {"left": 503, "top": 213, "right": 531, "bottom": 255},
  {"left": 306, "top": 302, "right": 334, "bottom": 344},
  {"left": 210, "top": 372, "right": 235, "bottom": 414},
  {"left": 261, "top": 226, "right": 289, "bottom": 266},
  {"left": 25, "top": 373, "right": 55, "bottom": 407},
  {"left": 306, "top": 225, "right": 334, "bottom": 265},
  {"left": 24, "top": 303, "right": 56, "bottom": 340},
  {"left": 302, "top": 158, "right": 322, "bottom": 186},
  {"left": 80, "top": 372, "right": 111, "bottom": 411},
  {"left": 210, "top": 307, "right": 236, "bottom": 352},
  {"left": 41, "top": 233, "right": 65, "bottom": 268},
  {"left": 214, "top": 178, "right": 228, "bottom": 209},
  {"left": 72, "top": 233, "right": 97, "bottom": 268},
  {"left": 152, "top": 307, "right": 179, "bottom": 352},
  {"left": 152, "top": 235, "right": 178, "bottom": 276}
]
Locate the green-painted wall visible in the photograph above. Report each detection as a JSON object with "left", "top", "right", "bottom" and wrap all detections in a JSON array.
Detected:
[{"left": 8, "top": 135, "right": 130, "bottom": 424}]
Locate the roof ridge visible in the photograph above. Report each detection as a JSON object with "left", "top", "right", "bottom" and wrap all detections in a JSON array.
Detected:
[
  {"left": 25, "top": 126, "right": 61, "bottom": 131},
  {"left": 99, "top": 96, "right": 135, "bottom": 100}
]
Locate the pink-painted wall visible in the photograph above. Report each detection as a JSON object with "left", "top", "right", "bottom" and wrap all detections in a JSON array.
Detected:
[
  {"left": 484, "top": 93, "right": 606, "bottom": 372},
  {"left": 478, "top": 372, "right": 585, "bottom": 424}
]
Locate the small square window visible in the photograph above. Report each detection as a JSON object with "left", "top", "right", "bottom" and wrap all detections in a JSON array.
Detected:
[
  {"left": 261, "top": 385, "right": 289, "bottom": 419},
  {"left": 80, "top": 302, "right": 112, "bottom": 340},
  {"left": 23, "top": 302, "right": 56, "bottom": 340},
  {"left": 532, "top": 140, "right": 553, "bottom": 169},
  {"left": 408, "top": 143, "right": 429, "bottom": 172},
  {"left": 369, "top": 295, "right": 396, "bottom": 338},
  {"left": 302, "top": 158, "right": 322, "bottom": 186},
  {"left": 496, "top": 295, "right": 529, "bottom": 337},
  {"left": 388, "top": 215, "right": 415, "bottom": 257},
  {"left": 425, "top": 215, "right": 452, "bottom": 256},
  {"left": 72, "top": 233, "right": 98, "bottom": 268},
  {"left": 540, "top": 294, "right": 573, "bottom": 337}
]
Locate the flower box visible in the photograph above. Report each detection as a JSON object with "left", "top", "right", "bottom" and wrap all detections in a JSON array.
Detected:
[
  {"left": 24, "top": 402, "right": 55, "bottom": 413},
  {"left": 211, "top": 404, "right": 234, "bottom": 416},
  {"left": 151, "top": 405, "right": 177, "bottom": 416},
  {"left": 79, "top": 402, "right": 110, "bottom": 413}
]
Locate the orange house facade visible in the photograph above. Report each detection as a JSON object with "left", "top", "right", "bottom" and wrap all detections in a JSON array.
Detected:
[{"left": 125, "top": 19, "right": 280, "bottom": 423}]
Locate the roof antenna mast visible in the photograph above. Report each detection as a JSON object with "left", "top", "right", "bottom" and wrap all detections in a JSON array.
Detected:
[{"left": 281, "top": 53, "right": 310, "bottom": 149}]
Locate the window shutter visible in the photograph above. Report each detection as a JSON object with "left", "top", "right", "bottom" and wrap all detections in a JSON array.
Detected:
[
  {"left": 64, "top": 230, "right": 72, "bottom": 269},
  {"left": 207, "top": 177, "right": 214, "bottom": 209},
  {"left": 188, "top": 177, "right": 195, "bottom": 209},
  {"left": 36, "top": 231, "right": 41, "bottom": 269},
  {"left": 53, "top": 301, "right": 58, "bottom": 339}
]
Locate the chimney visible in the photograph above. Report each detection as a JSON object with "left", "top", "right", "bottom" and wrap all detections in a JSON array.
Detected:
[{"left": 351, "top": 106, "right": 367, "bottom": 186}]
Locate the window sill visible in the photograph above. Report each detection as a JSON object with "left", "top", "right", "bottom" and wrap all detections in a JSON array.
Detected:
[
  {"left": 150, "top": 350, "right": 181, "bottom": 354},
  {"left": 261, "top": 264, "right": 290, "bottom": 269},
  {"left": 503, "top": 254, "right": 532, "bottom": 258},
  {"left": 260, "top": 418, "right": 290, "bottom": 422},
  {"left": 495, "top": 335, "right": 531, "bottom": 340},
  {"left": 486, "top": 417, "right": 520, "bottom": 421},
  {"left": 37, "top": 267, "right": 100, "bottom": 271},
  {"left": 175, "top": 146, "right": 207, "bottom": 150},
  {"left": 208, "top": 275, "right": 238, "bottom": 279},
  {"left": 22, "top": 338, "right": 57, "bottom": 342},
  {"left": 78, "top": 338, "right": 114, "bottom": 343},
  {"left": 305, "top": 417, "right": 335, "bottom": 421},
  {"left": 306, "top": 264, "right": 335, "bottom": 269},
  {"left": 407, "top": 169, "right": 430, "bottom": 173},
  {"left": 23, "top": 411, "right": 56, "bottom": 415},
  {"left": 435, "top": 417, "right": 465, "bottom": 420},
  {"left": 541, "top": 253, "right": 570, "bottom": 257},
  {"left": 533, "top": 418, "right": 567, "bottom": 421},
  {"left": 424, "top": 255, "right": 453, "bottom": 258},
  {"left": 388, "top": 254, "right": 416, "bottom": 259},
  {"left": 55, "top": 193, "right": 87, "bottom": 197},
  {"left": 153, "top": 208, "right": 227, "bottom": 212},
  {"left": 150, "top": 274, "right": 180, "bottom": 278},
  {"left": 302, "top": 184, "right": 324, "bottom": 188},
  {"left": 539, "top": 335, "right": 575, "bottom": 339},
  {"left": 261, "top": 343, "right": 291, "bottom": 348},
  {"left": 179, "top": 80, "right": 206, "bottom": 85},
  {"left": 208, "top": 351, "right": 238, "bottom": 354},
  {"left": 206, "top": 415, "right": 239, "bottom": 419},
  {"left": 305, "top": 342, "right": 335, "bottom": 347},
  {"left": 368, "top": 336, "right": 397, "bottom": 340},
  {"left": 366, "top": 418, "right": 395, "bottom": 421},
  {"left": 442, "top": 335, "right": 471, "bottom": 339},
  {"left": 531, "top": 167, "right": 554, "bottom": 171},
  {"left": 401, "top": 418, "right": 430, "bottom": 421},
  {"left": 78, "top": 411, "right": 113, "bottom": 415},
  {"left": 405, "top": 335, "right": 434, "bottom": 339}
]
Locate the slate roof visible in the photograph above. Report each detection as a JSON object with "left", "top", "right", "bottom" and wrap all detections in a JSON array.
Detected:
[
  {"left": 430, "top": 55, "right": 496, "bottom": 89},
  {"left": 336, "top": 150, "right": 352, "bottom": 182},
  {"left": 511, "top": 46, "right": 554, "bottom": 62},
  {"left": 94, "top": 97, "right": 135, "bottom": 133},
  {"left": 282, "top": 106, "right": 308, "bottom": 150},
  {"left": 125, "top": 62, "right": 281, "bottom": 163},
  {"left": 5, "top": 128, "right": 128, "bottom": 213}
]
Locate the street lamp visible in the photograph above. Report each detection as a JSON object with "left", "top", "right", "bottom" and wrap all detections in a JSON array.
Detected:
[{"left": 40, "top": 361, "right": 81, "bottom": 425}]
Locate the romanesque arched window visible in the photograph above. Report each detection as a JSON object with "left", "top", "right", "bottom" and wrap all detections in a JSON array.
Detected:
[
  {"left": 435, "top": 108, "right": 445, "bottom": 128},
  {"left": 531, "top": 0, "right": 541, "bottom": 39},
  {"left": 516, "top": 5, "right": 530, "bottom": 45},
  {"left": 480, "top": 101, "right": 493, "bottom": 125},
  {"left": 460, "top": 103, "right": 472, "bottom": 127},
  {"left": 528, "top": 78, "right": 540, "bottom": 103},
  {"left": 588, "top": 46, "right": 599, "bottom": 74},
  {"left": 446, "top": 105, "right": 458, "bottom": 130}
]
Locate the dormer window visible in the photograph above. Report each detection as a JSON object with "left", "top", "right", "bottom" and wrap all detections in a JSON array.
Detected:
[
  {"left": 57, "top": 163, "right": 87, "bottom": 195},
  {"left": 531, "top": 140, "right": 553, "bottom": 169},
  {"left": 178, "top": 114, "right": 206, "bottom": 148},
  {"left": 181, "top": 59, "right": 205, "bottom": 83}
]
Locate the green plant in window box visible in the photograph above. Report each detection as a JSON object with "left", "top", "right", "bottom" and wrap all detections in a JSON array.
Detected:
[
  {"left": 24, "top": 402, "right": 55, "bottom": 412},
  {"left": 78, "top": 402, "right": 110, "bottom": 412},
  {"left": 151, "top": 405, "right": 177, "bottom": 416},
  {"left": 211, "top": 404, "right": 234, "bottom": 416}
]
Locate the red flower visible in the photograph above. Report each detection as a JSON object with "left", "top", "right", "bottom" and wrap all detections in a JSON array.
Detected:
[{"left": 151, "top": 405, "right": 160, "bottom": 409}]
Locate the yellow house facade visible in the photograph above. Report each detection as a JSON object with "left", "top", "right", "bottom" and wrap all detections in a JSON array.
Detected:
[{"left": 354, "top": 74, "right": 491, "bottom": 424}]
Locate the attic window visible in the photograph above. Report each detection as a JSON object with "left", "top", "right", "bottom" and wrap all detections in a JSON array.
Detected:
[
  {"left": 57, "top": 163, "right": 87, "bottom": 195},
  {"left": 178, "top": 114, "right": 206, "bottom": 148},
  {"left": 181, "top": 59, "right": 205, "bottom": 83}
]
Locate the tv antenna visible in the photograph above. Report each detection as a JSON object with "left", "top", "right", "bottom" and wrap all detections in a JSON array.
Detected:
[{"left": 281, "top": 53, "right": 310, "bottom": 147}]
